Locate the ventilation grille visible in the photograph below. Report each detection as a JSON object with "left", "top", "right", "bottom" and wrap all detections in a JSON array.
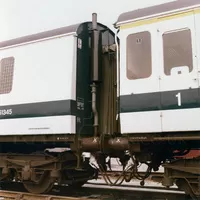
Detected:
[{"left": 0, "top": 57, "right": 15, "bottom": 94}]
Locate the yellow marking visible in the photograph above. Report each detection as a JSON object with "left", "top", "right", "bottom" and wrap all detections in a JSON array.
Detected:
[
  {"left": 194, "top": 8, "right": 200, "bottom": 14},
  {"left": 120, "top": 8, "right": 200, "bottom": 30}
]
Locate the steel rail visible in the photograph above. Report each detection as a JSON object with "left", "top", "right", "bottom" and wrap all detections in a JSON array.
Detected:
[
  {"left": 0, "top": 190, "right": 98, "bottom": 200},
  {"left": 0, "top": 180, "right": 187, "bottom": 200}
]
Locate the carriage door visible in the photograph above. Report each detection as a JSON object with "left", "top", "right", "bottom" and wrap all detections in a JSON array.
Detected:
[
  {"left": 158, "top": 15, "right": 199, "bottom": 132},
  {"left": 119, "top": 25, "right": 161, "bottom": 133}
]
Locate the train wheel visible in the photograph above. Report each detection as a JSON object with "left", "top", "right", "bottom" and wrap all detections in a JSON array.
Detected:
[{"left": 23, "top": 171, "right": 54, "bottom": 194}]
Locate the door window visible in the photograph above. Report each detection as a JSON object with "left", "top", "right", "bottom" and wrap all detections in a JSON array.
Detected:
[
  {"left": 126, "top": 31, "right": 152, "bottom": 80},
  {"left": 163, "top": 29, "right": 193, "bottom": 76}
]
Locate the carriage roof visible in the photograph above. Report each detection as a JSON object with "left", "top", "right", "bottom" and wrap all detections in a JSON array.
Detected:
[
  {"left": 116, "top": 0, "right": 200, "bottom": 27},
  {"left": 0, "top": 22, "right": 114, "bottom": 49}
]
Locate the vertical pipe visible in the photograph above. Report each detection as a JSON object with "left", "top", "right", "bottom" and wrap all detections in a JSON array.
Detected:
[
  {"left": 91, "top": 83, "right": 98, "bottom": 136},
  {"left": 92, "top": 13, "right": 99, "bottom": 82},
  {"left": 115, "top": 29, "right": 120, "bottom": 120},
  {"left": 91, "top": 13, "right": 99, "bottom": 136},
  {"left": 92, "top": 13, "right": 97, "bottom": 30}
]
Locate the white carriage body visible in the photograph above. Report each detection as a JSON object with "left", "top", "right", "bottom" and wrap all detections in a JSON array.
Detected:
[
  {"left": 0, "top": 27, "right": 78, "bottom": 135},
  {"left": 116, "top": 0, "right": 200, "bottom": 134}
]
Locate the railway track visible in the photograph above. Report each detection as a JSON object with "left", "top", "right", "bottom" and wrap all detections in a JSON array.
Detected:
[
  {"left": 0, "top": 190, "right": 95, "bottom": 200},
  {"left": 0, "top": 181, "right": 189, "bottom": 200}
]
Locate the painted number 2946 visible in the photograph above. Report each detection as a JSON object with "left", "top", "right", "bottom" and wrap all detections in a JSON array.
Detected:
[{"left": 176, "top": 92, "right": 182, "bottom": 107}]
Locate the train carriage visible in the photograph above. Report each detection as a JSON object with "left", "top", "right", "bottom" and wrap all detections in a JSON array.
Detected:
[
  {"left": 0, "top": 22, "right": 115, "bottom": 136},
  {"left": 115, "top": 0, "right": 200, "bottom": 134}
]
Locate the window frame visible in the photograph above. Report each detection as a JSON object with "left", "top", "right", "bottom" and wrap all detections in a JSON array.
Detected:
[
  {"left": 0, "top": 57, "right": 15, "bottom": 95},
  {"left": 126, "top": 31, "right": 152, "bottom": 80},
  {"left": 162, "top": 28, "right": 193, "bottom": 76}
]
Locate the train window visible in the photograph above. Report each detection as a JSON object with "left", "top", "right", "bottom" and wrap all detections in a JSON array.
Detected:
[
  {"left": 0, "top": 57, "right": 15, "bottom": 94},
  {"left": 126, "top": 31, "right": 152, "bottom": 80},
  {"left": 163, "top": 29, "right": 193, "bottom": 76}
]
